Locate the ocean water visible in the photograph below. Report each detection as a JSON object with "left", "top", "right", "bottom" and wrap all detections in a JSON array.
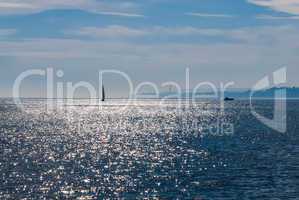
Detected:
[{"left": 0, "top": 99, "right": 298, "bottom": 199}]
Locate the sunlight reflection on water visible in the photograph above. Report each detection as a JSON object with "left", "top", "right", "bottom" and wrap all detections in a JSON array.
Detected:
[{"left": 0, "top": 99, "right": 298, "bottom": 199}]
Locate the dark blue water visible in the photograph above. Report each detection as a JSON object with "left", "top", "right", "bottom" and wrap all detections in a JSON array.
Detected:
[{"left": 0, "top": 99, "right": 298, "bottom": 199}]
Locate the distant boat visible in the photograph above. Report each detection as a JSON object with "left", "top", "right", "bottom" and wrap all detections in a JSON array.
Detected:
[
  {"left": 101, "top": 84, "right": 105, "bottom": 102},
  {"left": 224, "top": 97, "right": 234, "bottom": 101}
]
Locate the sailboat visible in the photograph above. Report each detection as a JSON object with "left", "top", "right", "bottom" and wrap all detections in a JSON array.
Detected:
[{"left": 101, "top": 84, "right": 105, "bottom": 102}]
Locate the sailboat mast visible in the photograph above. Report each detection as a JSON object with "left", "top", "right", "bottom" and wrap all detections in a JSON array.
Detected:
[{"left": 101, "top": 84, "right": 105, "bottom": 102}]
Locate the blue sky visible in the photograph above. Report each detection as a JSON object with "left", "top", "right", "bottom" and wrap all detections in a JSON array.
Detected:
[{"left": 0, "top": 0, "right": 299, "bottom": 97}]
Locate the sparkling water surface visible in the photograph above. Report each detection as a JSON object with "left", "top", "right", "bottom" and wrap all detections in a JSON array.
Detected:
[{"left": 0, "top": 99, "right": 298, "bottom": 199}]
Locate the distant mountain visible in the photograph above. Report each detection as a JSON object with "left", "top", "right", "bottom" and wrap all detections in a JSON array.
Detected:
[
  {"left": 139, "top": 87, "right": 299, "bottom": 99},
  {"left": 226, "top": 87, "right": 299, "bottom": 99}
]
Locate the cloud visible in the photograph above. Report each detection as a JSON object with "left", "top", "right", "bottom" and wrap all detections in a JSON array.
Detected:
[
  {"left": 185, "top": 12, "right": 234, "bottom": 18},
  {"left": 0, "top": 2, "right": 36, "bottom": 9},
  {"left": 0, "top": 0, "right": 143, "bottom": 17},
  {"left": 148, "top": 26, "right": 227, "bottom": 36},
  {"left": 1, "top": 25, "right": 299, "bottom": 97},
  {"left": 256, "top": 14, "right": 299, "bottom": 19},
  {"left": 248, "top": 0, "right": 299, "bottom": 15},
  {"left": 2, "top": 25, "right": 299, "bottom": 60},
  {"left": 65, "top": 25, "right": 299, "bottom": 48},
  {"left": 66, "top": 25, "right": 239, "bottom": 39},
  {"left": 93, "top": 11, "right": 144, "bottom": 18},
  {"left": 69, "top": 26, "right": 147, "bottom": 38},
  {"left": 0, "top": 25, "right": 298, "bottom": 70},
  {"left": 0, "top": 29, "right": 17, "bottom": 36},
  {"left": 0, "top": 38, "right": 264, "bottom": 68}
]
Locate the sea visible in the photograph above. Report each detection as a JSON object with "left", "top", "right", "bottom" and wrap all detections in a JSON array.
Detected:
[{"left": 0, "top": 99, "right": 298, "bottom": 199}]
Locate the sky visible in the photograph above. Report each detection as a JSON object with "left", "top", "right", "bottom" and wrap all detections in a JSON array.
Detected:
[{"left": 0, "top": 0, "right": 299, "bottom": 97}]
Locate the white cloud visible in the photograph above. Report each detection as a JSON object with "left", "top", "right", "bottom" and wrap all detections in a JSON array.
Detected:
[
  {"left": 69, "top": 26, "right": 147, "bottom": 38},
  {"left": 1, "top": 25, "right": 299, "bottom": 96},
  {"left": 0, "top": 2, "right": 36, "bottom": 9},
  {"left": 1, "top": 25, "right": 298, "bottom": 61},
  {"left": 66, "top": 25, "right": 239, "bottom": 39},
  {"left": 0, "top": 29, "right": 16, "bottom": 36},
  {"left": 0, "top": 0, "right": 143, "bottom": 17},
  {"left": 185, "top": 12, "right": 234, "bottom": 18},
  {"left": 149, "top": 26, "right": 226, "bottom": 36},
  {"left": 256, "top": 14, "right": 299, "bottom": 19},
  {"left": 65, "top": 25, "right": 299, "bottom": 46},
  {"left": 0, "top": 38, "right": 262, "bottom": 66},
  {"left": 93, "top": 11, "right": 144, "bottom": 18},
  {"left": 248, "top": 0, "right": 299, "bottom": 15}
]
